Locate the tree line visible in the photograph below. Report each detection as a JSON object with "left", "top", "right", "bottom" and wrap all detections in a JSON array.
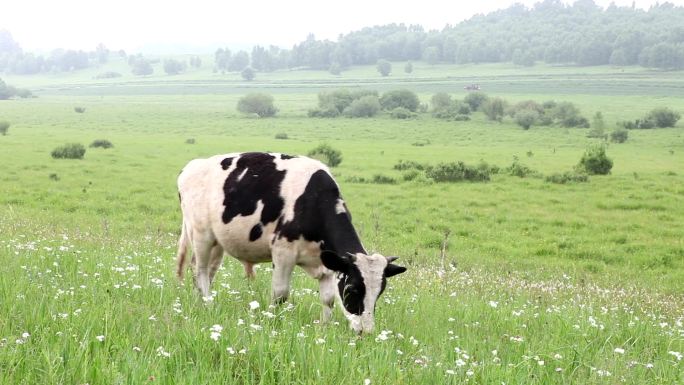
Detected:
[{"left": 2, "top": 1, "right": 684, "bottom": 75}]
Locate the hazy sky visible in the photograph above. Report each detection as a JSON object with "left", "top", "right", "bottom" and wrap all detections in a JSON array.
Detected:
[{"left": 1, "top": 0, "right": 682, "bottom": 53}]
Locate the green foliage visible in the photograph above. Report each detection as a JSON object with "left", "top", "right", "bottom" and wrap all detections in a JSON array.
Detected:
[
  {"left": 380, "top": 89, "right": 419, "bottom": 112},
  {"left": 545, "top": 171, "right": 589, "bottom": 184},
  {"left": 74, "top": 106, "right": 86, "bottom": 113},
  {"left": 89, "top": 139, "right": 113, "bottom": 149},
  {"left": 309, "top": 89, "right": 378, "bottom": 118},
  {"left": 431, "top": 93, "right": 471, "bottom": 120},
  {"left": 185, "top": 138, "right": 196, "bottom": 144},
  {"left": 241, "top": 67, "right": 256, "bottom": 81},
  {"left": 425, "top": 161, "right": 491, "bottom": 182},
  {"left": 129, "top": 55, "right": 153, "bottom": 76},
  {"left": 0, "top": 121, "right": 9, "bottom": 136},
  {"left": 577, "top": 146, "right": 613, "bottom": 175},
  {"left": 376, "top": 59, "right": 391, "bottom": 76},
  {"left": 274, "top": 133, "right": 289, "bottom": 140},
  {"left": 94, "top": 71, "right": 122, "bottom": 79},
  {"left": 390, "top": 107, "right": 416, "bottom": 119},
  {"left": 308, "top": 144, "right": 342, "bottom": 167},
  {"left": 512, "top": 49, "right": 535, "bottom": 66},
  {"left": 404, "top": 61, "right": 413, "bottom": 73},
  {"left": 481, "top": 97, "right": 507, "bottom": 122},
  {"left": 463, "top": 92, "right": 489, "bottom": 111},
  {"left": 393, "top": 160, "right": 427, "bottom": 171},
  {"left": 423, "top": 47, "right": 440, "bottom": 65},
  {"left": 163, "top": 59, "right": 187, "bottom": 75},
  {"left": 371, "top": 174, "right": 397, "bottom": 184},
  {"left": 51, "top": 143, "right": 86, "bottom": 159},
  {"left": 610, "top": 128, "right": 629, "bottom": 143},
  {"left": 328, "top": 62, "right": 341, "bottom": 75},
  {"left": 237, "top": 93, "right": 277, "bottom": 117},
  {"left": 343, "top": 95, "right": 381, "bottom": 118},
  {"left": 430, "top": 93, "right": 452, "bottom": 111},
  {"left": 514, "top": 110, "right": 539, "bottom": 130},
  {"left": 506, "top": 157, "right": 539, "bottom": 178},
  {"left": 646, "top": 108, "right": 681, "bottom": 128}
]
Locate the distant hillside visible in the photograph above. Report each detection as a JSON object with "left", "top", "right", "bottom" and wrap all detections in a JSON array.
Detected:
[{"left": 2, "top": 0, "right": 684, "bottom": 76}]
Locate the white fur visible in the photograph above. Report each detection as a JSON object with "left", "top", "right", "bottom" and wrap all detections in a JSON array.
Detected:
[{"left": 335, "top": 198, "right": 346, "bottom": 214}]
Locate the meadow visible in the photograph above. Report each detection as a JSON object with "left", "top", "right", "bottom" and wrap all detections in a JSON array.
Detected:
[{"left": 1, "top": 61, "right": 683, "bottom": 384}]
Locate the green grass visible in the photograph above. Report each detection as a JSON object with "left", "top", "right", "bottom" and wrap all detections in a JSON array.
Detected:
[{"left": 1, "top": 64, "right": 683, "bottom": 384}]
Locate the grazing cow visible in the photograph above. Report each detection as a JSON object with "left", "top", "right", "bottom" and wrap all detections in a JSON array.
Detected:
[{"left": 176, "top": 152, "right": 406, "bottom": 333}]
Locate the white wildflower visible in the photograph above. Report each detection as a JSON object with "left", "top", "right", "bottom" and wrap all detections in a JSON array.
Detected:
[
  {"left": 249, "top": 300, "right": 260, "bottom": 310},
  {"left": 668, "top": 351, "right": 682, "bottom": 361},
  {"left": 614, "top": 348, "right": 625, "bottom": 354},
  {"left": 95, "top": 335, "right": 105, "bottom": 342},
  {"left": 489, "top": 300, "right": 498, "bottom": 308}
]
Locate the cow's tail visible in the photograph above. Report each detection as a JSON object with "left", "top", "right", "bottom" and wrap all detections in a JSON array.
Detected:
[{"left": 176, "top": 219, "right": 190, "bottom": 281}]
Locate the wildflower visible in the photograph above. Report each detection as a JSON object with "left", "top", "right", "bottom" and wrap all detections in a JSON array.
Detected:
[
  {"left": 21, "top": 332, "right": 30, "bottom": 339},
  {"left": 210, "top": 324, "right": 223, "bottom": 333},
  {"left": 238, "top": 348, "right": 247, "bottom": 354},
  {"left": 96, "top": 335, "right": 105, "bottom": 342},
  {"left": 489, "top": 301, "right": 498, "bottom": 308},
  {"left": 466, "top": 369, "right": 474, "bottom": 376},
  {"left": 156, "top": 346, "right": 170, "bottom": 358},
  {"left": 455, "top": 359, "right": 466, "bottom": 367},
  {"left": 510, "top": 336, "right": 524, "bottom": 343},
  {"left": 614, "top": 348, "right": 625, "bottom": 354},
  {"left": 364, "top": 379, "right": 371, "bottom": 385},
  {"left": 445, "top": 369, "right": 455, "bottom": 375},
  {"left": 249, "top": 300, "right": 260, "bottom": 310},
  {"left": 396, "top": 349, "right": 403, "bottom": 355},
  {"left": 315, "top": 338, "right": 325, "bottom": 345},
  {"left": 133, "top": 346, "right": 141, "bottom": 352},
  {"left": 210, "top": 332, "right": 221, "bottom": 341},
  {"left": 148, "top": 315, "right": 157, "bottom": 321},
  {"left": 555, "top": 367, "right": 563, "bottom": 372},
  {"left": 553, "top": 353, "right": 563, "bottom": 360},
  {"left": 645, "top": 363, "right": 654, "bottom": 369},
  {"left": 237, "top": 319, "right": 245, "bottom": 326},
  {"left": 669, "top": 351, "right": 682, "bottom": 361},
  {"left": 227, "top": 347, "right": 235, "bottom": 355},
  {"left": 537, "top": 360, "right": 545, "bottom": 366},
  {"left": 250, "top": 324, "right": 262, "bottom": 331},
  {"left": 596, "top": 369, "right": 611, "bottom": 377}
]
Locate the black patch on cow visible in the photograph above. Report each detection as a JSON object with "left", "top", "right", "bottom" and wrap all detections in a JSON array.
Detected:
[
  {"left": 280, "top": 153, "right": 296, "bottom": 160},
  {"left": 249, "top": 224, "right": 263, "bottom": 241},
  {"left": 220, "top": 157, "right": 234, "bottom": 170},
  {"left": 221, "top": 153, "right": 286, "bottom": 226},
  {"left": 338, "top": 267, "right": 366, "bottom": 315}
]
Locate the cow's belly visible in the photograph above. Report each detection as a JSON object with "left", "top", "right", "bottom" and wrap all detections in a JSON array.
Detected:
[{"left": 213, "top": 218, "right": 276, "bottom": 263}]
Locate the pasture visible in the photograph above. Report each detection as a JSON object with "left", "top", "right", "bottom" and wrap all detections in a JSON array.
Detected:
[{"left": 1, "top": 62, "right": 683, "bottom": 384}]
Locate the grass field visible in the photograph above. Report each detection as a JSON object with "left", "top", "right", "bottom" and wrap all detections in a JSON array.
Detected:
[{"left": 1, "top": 62, "right": 683, "bottom": 384}]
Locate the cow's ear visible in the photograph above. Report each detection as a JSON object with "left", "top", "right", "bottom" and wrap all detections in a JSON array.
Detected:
[
  {"left": 321, "top": 250, "right": 351, "bottom": 273},
  {"left": 385, "top": 263, "right": 407, "bottom": 278}
]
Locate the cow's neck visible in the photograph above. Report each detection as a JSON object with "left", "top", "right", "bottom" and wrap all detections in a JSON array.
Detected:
[{"left": 321, "top": 201, "right": 366, "bottom": 257}]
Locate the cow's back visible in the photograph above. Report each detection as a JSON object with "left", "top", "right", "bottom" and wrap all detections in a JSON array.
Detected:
[{"left": 178, "top": 152, "right": 332, "bottom": 263}]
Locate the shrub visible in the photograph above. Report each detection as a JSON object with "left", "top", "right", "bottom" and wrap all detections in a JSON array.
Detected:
[
  {"left": 328, "top": 62, "right": 341, "bottom": 75},
  {"left": 481, "top": 97, "right": 507, "bottom": 122},
  {"left": 237, "top": 93, "right": 277, "bottom": 117},
  {"left": 433, "top": 100, "right": 471, "bottom": 120},
  {"left": 545, "top": 171, "right": 589, "bottom": 184},
  {"left": 393, "top": 160, "right": 427, "bottom": 171},
  {"left": 390, "top": 107, "right": 416, "bottom": 119},
  {"left": 185, "top": 138, "right": 196, "bottom": 144},
  {"left": 404, "top": 61, "right": 413, "bottom": 74},
  {"left": 51, "top": 143, "right": 86, "bottom": 159},
  {"left": 551, "top": 102, "right": 589, "bottom": 128},
  {"left": 241, "top": 67, "right": 256, "bottom": 81},
  {"left": 402, "top": 169, "right": 420, "bottom": 181},
  {"left": 508, "top": 100, "right": 544, "bottom": 116},
  {"left": 610, "top": 128, "right": 629, "bottom": 143},
  {"left": 621, "top": 118, "right": 655, "bottom": 129},
  {"left": 506, "top": 157, "right": 539, "bottom": 178},
  {"left": 379, "top": 89, "right": 420, "bottom": 112},
  {"left": 371, "top": 174, "right": 397, "bottom": 184},
  {"left": 376, "top": 59, "right": 392, "bottom": 76},
  {"left": 431, "top": 93, "right": 452, "bottom": 111},
  {"left": 275, "top": 133, "right": 289, "bottom": 140},
  {"left": 74, "top": 107, "right": 86, "bottom": 113},
  {"left": 343, "top": 95, "right": 380, "bottom": 118},
  {"left": 312, "top": 89, "right": 378, "bottom": 117},
  {"left": 0, "top": 121, "right": 9, "bottom": 136},
  {"left": 463, "top": 92, "right": 489, "bottom": 111},
  {"left": 577, "top": 146, "right": 613, "bottom": 175},
  {"left": 94, "top": 71, "right": 122, "bottom": 79},
  {"left": 514, "top": 110, "right": 539, "bottom": 130},
  {"left": 308, "top": 105, "right": 341, "bottom": 118},
  {"left": 308, "top": 144, "right": 342, "bottom": 167},
  {"left": 89, "top": 139, "right": 114, "bottom": 149},
  {"left": 425, "top": 161, "right": 491, "bottom": 182},
  {"left": 646, "top": 107, "right": 681, "bottom": 128}
]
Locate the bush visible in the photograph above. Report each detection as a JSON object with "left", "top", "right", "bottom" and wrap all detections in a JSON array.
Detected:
[
  {"left": 393, "top": 160, "right": 427, "bottom": 171},
  {"left": 545, "top": 171, "right": 589, "bottom": 184},
  {"left": 376, "top": 59, "right": 392, "bottom": 76},
  {"left": 379, "top": 89, "right": 420, "bottom": 112},
  {"left": 646, "top": 107, "right": 681, "bottom": 128},
  {"left": 241, "top": 67, "right": 256, "bottom": 81},
  {"left": 551, "top": 102, "right": 589, "bottom": 128},
  {"left": 275, "top": 133, "right": 289, "bottom": 140},
  {"left": 308, "top": 144, "right": 342, "bottom": 167},
  {"left": 390, "top": 107, "right": 416, "bottom": 119},
  {"left": 621, "top": 118, "right": 655, "bottom": 129},
  {"left": 328, "top": 62, "right": 341, "bottom": 75},
  {"left": 74, "top": 107, "right": 86, "bottom": 113},
  {"left": 185, "top": 138, "right": 196, "bottom": 144},
  {"left": 371, "top": 174, "right": 397, "bottom": 184},
  {"left": 94, "top": 71, "right": 122, "bottom": 79},
  {"left": 481, "top": 97, "right": 507, "bottom": 121},
  {"left": 508, "top": 100, "right": 544, "bottom": 117},
  {"left": 402, "top": 169, "right": 420, "bottom": 181},
  {"left": 610, "top": 128, "right": 629, "bottom": 143},
  {"left": 425, "top": 161, "right": 491, "bottom": 182},
  {"left": 311, "top": 89, "right": 378, "bottom": 117},
  {"left": 431, "top": 93, "right": 452, "bottom": 110},
  {"left": 506, "top": 157, "right": 539, "bottom": 178},
  {"left": 51, "top": 143, "right": 86, "bottom": 159},
  {"left": 343, "top": 95, "right": 380, "bottom": 118},
  {"left": 237, "top": 93, "right": 277, "bottom": 117},
  {"left": 0, "top": 121, "right": 9, "bottom": 136},
  {"left": 514, "top": 110, "right": 539, "bottom": 130},
  {"left": 432, "top": 100, "right": 471, "bottom": 120},
  {"left": 89, "top": 139, "right": 113, "bottom": 149},
  {"left": 577, "top": 146, "right": 613, "bottom": 175},
  {"left": 308, "top": 105, "right": 341, "bottom": 118},
  {"left": 463, "top": 92, "right": 489, "bottom": 111}
]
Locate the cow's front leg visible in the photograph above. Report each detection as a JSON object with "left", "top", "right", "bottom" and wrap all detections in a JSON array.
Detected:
[
  {"left": 318, "top": 272, "right": 336, "bottom": 323},
  {"left": 271, "top": 255, "right": 295, "bottom": 304}
]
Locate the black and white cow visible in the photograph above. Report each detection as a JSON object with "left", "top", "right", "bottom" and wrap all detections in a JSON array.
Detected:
[{"left": 176, "top": 152, "right": 406, "bottom": 333}]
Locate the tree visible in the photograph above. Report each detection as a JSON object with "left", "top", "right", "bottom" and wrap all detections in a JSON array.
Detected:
[
  {"left": 163, "top": 59, "right": 186, "bottom": 75},
  {"left": 464, "top": 92, "right": 489, "bottom": 111},
  {"left": 577, "top": 145, "right": 613, "bottom": 175},
  {"left": 404, "top": 61, "right": 413, "bottom": 73},
  {"left": 229, "top": 50, "right": 250, "bottom": 72},
  {"left": 0, "top": 121, "right": 9, "bottom": 135},
  {"left": 129, "top": 55, "right": 153, "bottom": 76},
  {"left": 328, "top": 62, "right": 341, "bottom": 75},
  {"left": 481, "top": 97, "right": 507, "bottom": 121},
  {"left": 215, "top": 48, "right": 231, "bottom": 71},
  {"left": 512, "top": 49, "right": 535, "bottom": 66},
  {"left": 0, "top": 78, "right": 12, "bottom": 99},
  {"left": 423, "top": 47, "right": 440, "bottom": 65},
  {"left": 431, "top": 92, "right": 452, "bottom": 111},
  {"left": 241, "top": 67, "right": 256, "bottom": 81},
  {"left": 237, "top": 93, "right": 277, "bottom": 117},
  {"left": 343, "top": 95, "right": 381, "bottom": 117},
  {"left": 379, "top": 89, "right": 420, "bottom": 112},
  {"left": 376, "top": 59, "right": 392, "bottom": 76},
  {"left": 646, "top": 108, "right": 681, "bottom": 128},
  {"left": 514, "top": 110, "right": 539, "bottom": 129}
]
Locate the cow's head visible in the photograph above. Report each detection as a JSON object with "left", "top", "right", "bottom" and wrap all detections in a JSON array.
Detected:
[{"left": 321, "top": 251, "right": 406, "bottom": 334}]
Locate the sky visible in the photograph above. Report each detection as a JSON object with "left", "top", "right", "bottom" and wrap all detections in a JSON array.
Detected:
[{"left": 1, "top": 0, "right": 682, "bottom": 53}]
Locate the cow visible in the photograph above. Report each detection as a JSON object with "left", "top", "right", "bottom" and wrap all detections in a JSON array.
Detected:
[{"left": 176, "top": 152, "right": 406, "bottom": 334}]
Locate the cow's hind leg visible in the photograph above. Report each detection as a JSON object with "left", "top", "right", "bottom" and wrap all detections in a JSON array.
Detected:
[
  {"left": 192, "top": 231, "right": 215, "bottom": 299},
  {"left": 208, "top": 243, "right": 224, "bottom": 284}
]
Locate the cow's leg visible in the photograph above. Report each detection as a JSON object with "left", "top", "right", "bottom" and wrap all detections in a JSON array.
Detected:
[
  {"left": 271, "top": 250, "right": 296, "bottom": 304},
  {"left": 318, "top": 272, "right": 336, "bottom": 323},
  {"left": 208, "top": 243, "right": 224, "bottom": 284},
  {"left": 242, "top": 261, "right": 256, "bottom": 279},
  {"left": 192, "top": 231, "right": 215, "bottom": 299}
]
